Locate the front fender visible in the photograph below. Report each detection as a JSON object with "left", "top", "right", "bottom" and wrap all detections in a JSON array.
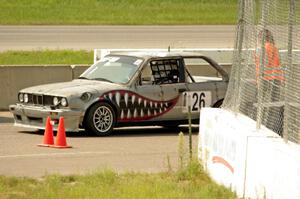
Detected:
[{"left": 83, "top": 96, "right": 120, "bottom": 125}]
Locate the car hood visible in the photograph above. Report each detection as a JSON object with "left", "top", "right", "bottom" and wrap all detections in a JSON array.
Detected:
[{"left": 20, "top": 79, "right": 126, "bottom": 97}]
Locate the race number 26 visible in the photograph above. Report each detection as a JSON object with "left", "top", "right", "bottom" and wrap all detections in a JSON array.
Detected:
[{"left": 183, "top": 91, "right": 212, "bottom": 112}]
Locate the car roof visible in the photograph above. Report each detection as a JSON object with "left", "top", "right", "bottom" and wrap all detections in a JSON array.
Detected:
[{"left": 107, "top": 51, "right": 205, "bottom": 59}]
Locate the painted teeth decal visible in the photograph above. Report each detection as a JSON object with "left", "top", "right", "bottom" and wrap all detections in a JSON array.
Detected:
[
  {"left": 120, "top": 110, "right": 124, "bottom": 119},
  {"left": 127, "top": 110, "right": 131, "bottom": 119},
  {"left": 115, "top": 92, "right": 120, "bottom": 106},
  {"left": 133, "top": 109, "right": 138, "bottom": 118},
  {"left": 124, "top": 93, "right": 129, "bottom": 106},
  {"left": 100, "top": 90, "right": 179, "bottom": 122}
]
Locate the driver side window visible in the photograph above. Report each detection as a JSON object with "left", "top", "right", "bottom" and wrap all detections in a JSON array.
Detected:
[
  {"left": 150, "top": 59, "right": 180, "bottom": 85},
  {"left": 140, "top": 63, "right": 153, "bottom": 85},
  {"left": 139, "top": 59, "right": 183, "bottom": 85}
]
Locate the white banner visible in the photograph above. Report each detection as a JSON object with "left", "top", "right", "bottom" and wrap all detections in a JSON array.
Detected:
[
  {"left": 199, "top": 108, "right": 300, "bottom": 199},
  {"left": 199, "top": 108, "right": 251, "bottom": 196},
  {"left": 246, "top": 138, "right": 300, "bottom": 199}
]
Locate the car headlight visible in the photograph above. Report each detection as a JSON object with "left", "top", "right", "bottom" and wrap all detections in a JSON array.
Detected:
[
  {"left": 61, "top": 98, "right": 68, "bottom": 107},
  {"left": 24, "top": 94, "right": 29, "bottom": 103},
  {"left": 18, "top": 93, "right": 24, "bottom": 102},
  {"left": 53, "top": 97, "right": 59, "bottom": 106},
  {"left": 80, "top": 92, "right": 92, "bottom": 101}
]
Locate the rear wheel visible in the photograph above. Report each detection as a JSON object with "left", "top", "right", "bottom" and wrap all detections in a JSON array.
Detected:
[
  {"left": 84, "top": 102, "right": 116, "bottom": 136},
  {"left": 163, "top": 122, "right": 180, "bottom": 129},
  {"left": 213, "top": 99, "right": 224, "bottom": 108}
]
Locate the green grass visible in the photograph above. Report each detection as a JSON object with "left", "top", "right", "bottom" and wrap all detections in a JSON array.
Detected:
[
  {"left": 0, "top": 50, "right": 93, "bottom": 65},
  {"left": 0, "top": 162, "right": 237, "bottom": 199},
  {"left": 0, "top": 0, "right": 237, "bottom": 25}
]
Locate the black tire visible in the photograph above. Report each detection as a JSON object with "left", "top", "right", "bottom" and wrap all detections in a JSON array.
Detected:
[
  {"left": 84, "top": 102, "right": 116, "bottom": 136},
  {"left": 213, "top": 99, "right": 224, "bottom": 108},
  {"left": 163, "top": 122, "right": 180, "bottom": 129}
]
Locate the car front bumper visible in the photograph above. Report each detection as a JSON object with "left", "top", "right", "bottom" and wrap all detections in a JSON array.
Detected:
[{"left": 9, "top": 104, "right": 83, "bottom": 131}]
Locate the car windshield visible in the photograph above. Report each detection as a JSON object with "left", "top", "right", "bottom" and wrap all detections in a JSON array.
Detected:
[{"left": 79, "top": 56, "right": 143, "bottom": 84}]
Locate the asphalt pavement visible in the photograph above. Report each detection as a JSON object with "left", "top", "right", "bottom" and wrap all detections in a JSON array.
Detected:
[
  {"left": 0, "top": 112, "right": 198, "bottom": 177},
  {"left": 0, "top": 25, "right": 226, "bottom": 177},
  {"left": 0, "top": 25, "right": 235, "bottom": 51}
]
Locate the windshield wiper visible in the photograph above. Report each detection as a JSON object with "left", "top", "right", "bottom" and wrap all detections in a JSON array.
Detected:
[{"left": 90, "top": 78, "right": 113, "bottom": 83}]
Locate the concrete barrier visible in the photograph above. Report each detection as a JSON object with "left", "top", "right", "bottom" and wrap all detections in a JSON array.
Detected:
[
  {"left": 188, "top": 64, "right": 231, "bottom": 77},
  {"left": 71, "top": 64, "right": 89, "bottom": 79},
  {"left": 199, "top": 108, "right": 300, "bottom": 199},
  {"left": 0, "top": 65, "right": 88, "bottom": 110}
]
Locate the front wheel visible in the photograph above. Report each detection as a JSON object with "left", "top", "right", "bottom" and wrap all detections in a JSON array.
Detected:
[{"left": 84, "top": 102, "right": 116, "bottom": 136}]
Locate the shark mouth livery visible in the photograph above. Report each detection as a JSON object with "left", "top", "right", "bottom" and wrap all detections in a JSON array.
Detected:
[{"left": 101, "top": 90, "right": 179, "bottom": 122}]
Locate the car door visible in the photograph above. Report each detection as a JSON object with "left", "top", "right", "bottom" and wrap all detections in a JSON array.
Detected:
[
  {"left": 149, "top": 58, "right": 188, "bottom": 121},
  {"left": 133, "top": 61, "right": 164, "bottom": 121},
  {"left": 132, "top": 57, "right": 188, "bottom": 121}
]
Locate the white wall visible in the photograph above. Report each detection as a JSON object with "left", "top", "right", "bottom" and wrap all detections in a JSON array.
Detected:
[{"left": 199, "top": 108, "right": 300, "bottom": 199}]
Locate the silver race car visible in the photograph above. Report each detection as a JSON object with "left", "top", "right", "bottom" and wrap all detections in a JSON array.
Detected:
[{"left": 9, "top": 52, "right": 228, "bottom": 136}]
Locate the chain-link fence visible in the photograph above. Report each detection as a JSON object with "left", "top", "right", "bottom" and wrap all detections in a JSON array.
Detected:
[{"left": 222, "top": 0, "right": 300, "bottom": 144}]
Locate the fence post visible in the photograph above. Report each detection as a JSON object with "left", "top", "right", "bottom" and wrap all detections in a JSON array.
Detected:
[
  {"left": 283, "top": 0, "right": 295, "bottom": 142},
  {"left": 188, "top": 105, "right": 192, "bottom": 161},
  {"left": 256, "top": 0, "right": 269, "bottom": 130},
  {"left": 233, "top": 0, "right": 246, "bottom": 113}
]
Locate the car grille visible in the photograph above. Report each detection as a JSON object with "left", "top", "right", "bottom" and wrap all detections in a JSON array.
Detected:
[{"left": 27, "top": 94, "right": 53, "bottom": 106}]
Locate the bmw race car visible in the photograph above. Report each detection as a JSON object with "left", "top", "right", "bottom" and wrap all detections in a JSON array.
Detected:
[{"left": 9, "top": 51, "right": 228, "bottom": 136}]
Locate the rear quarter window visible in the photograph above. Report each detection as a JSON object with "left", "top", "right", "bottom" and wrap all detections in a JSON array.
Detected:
[{"left": 184, "top": 58, "right": 223, "bottom": 83}]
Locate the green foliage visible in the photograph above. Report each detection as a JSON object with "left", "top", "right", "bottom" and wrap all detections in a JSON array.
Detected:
[
  {"left": 0, "top": 164, "right": 237, "bottom": 199},
  {"left": 166, "top": 154, "right": 173, "bottom": 173},
  {"left": 0, "top": 50, "right": 93, "bottom": 65},
  {"left": 0, "top": 0, "right": 237, "bottom": 25},
  {"left": 176, "top": 159, "right": 205, "bottom": 181},
  {"left": 178, "top": 132, "right": 186, "bottom": 170}
]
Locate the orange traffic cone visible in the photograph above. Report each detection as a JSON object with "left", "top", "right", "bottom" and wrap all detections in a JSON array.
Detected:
[
  {"left": 38, "top": 116, "right": 54, "bottom": 147},
  {"left": 51, "top": 117, "right": 72, "bottom": 148}
]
